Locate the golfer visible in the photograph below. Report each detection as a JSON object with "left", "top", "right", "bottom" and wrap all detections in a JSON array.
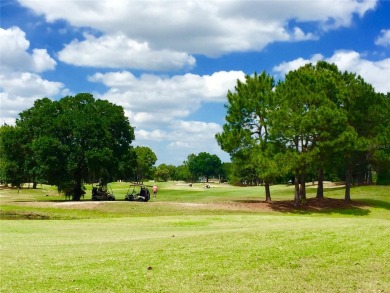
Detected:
[{"left": 152, "top": 185, "right": 158, "bottom": 199}]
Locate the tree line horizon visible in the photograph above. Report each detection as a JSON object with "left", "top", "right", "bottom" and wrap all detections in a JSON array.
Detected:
[{"left": 1, "top": 61, "right": 389, "bottom": 203}]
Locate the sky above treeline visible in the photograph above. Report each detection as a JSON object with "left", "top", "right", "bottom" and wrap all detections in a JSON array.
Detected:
[{"left": 1, "top": 0, "right": 389, "bottom": 165}]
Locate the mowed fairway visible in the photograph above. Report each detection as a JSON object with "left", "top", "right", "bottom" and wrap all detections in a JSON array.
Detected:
[{"left": 1, "top": 183, "right": 389, "bottom": 292}]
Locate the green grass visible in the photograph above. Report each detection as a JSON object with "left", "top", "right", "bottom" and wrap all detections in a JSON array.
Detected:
[{"left": 1, "top": 182, "right": 389, "bottom": 292}]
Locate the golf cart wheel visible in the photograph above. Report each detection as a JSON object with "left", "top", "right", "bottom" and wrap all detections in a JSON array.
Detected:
[{"left": 138, "top": 197, "right": 144, "bottom": 202}]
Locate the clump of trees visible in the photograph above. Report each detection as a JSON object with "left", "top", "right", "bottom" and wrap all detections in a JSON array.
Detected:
[
  {"left": 0, "top": 92, "right": 226, "bottom": 195},
  {"left": 216, "top": 62, "right": 389, "bottom": 204},
  {"left": 134, "top": 146, "right": 157, "bottom": 183},
  {"left": 187, "top": 152, "right": 222, "bottom": 182},
  {"left": 153, "top": 152, "right": 224, "bottom": 183},
  {"left": 0, "top": 93, "right": 135, "bottom": 200},
  {"left": 1, "top": 62, "right": 388, "bottom": 204}
]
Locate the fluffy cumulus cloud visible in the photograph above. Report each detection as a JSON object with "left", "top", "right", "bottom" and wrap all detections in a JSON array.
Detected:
[
  {"left": 89, "top": 70, "right": 245, "bottom": 126},
  {"left": 0, "top": 26, "right": 56, "bottom": 73},
  {"left": 58, "top": 33, "right": 195, "bottom": 70},
  {"left": 375, "top": 29, "right": 390, "bottom": 47},
  {"left": 273, "top": 50, "right": 390, "bottom": 93},
  {"left": 88, "top": 70, "right": 244, "bottom": 163},
  {"left": 273, "top": 54, "right": 324, "bottom": 76},
  {"left": 0, "top": 27, "right": 65, "bottom": 124},
  {"left": 134, "top": 120, "right": 229, "bottom": 164},
  {"left": 0, "top": 72, "right": 64, "bottom": 124},
  {"left": 19, "top": 0, "right": 377, "bottom": 58}
]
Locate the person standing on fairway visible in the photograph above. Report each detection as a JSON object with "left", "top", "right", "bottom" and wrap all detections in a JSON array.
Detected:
[{"left": 152, "top": 185, "right": 158, "bottom": 199}]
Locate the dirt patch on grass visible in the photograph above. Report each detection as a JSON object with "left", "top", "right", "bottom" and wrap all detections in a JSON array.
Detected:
[
  {"left": 0, "top": 210, "right": 52, "bottom": 220},
  {"left": 54, "top": 201, "right": 103, "bottom": 209},
  {"left": 3, "top": 197, "right": 368, "bottom": 215},
  {"left": 174, "top": 198, "right": 367, "bottom": 213},
  {"left": 306, "top": 181, "right": 345, "bottom": 189},
  {"left": 10, "top": 200, "right": 106, "bottom": 210}
]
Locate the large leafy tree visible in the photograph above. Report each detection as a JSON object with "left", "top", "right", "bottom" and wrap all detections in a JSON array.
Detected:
[
  {"left": 216, "top": 71, "right": 277, "bottom": 201},
  {"left": 16, "top": 93, "right": 135, "bottom": 200},
  {"left": 188, "top": 152, "right": 222, "bottom": 182}
]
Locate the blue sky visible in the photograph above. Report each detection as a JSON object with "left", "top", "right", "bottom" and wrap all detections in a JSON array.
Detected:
[{"left": 1, "top": 0, "right": 389, "bottom": 165}]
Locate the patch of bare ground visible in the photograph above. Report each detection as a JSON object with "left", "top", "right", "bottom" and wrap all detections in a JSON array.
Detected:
[
  {"left": 207, "top": 198, "right": 367, "bottom": 213},
  {"left": 173, "top": 201, "right": 275, "bottom": 212},
  {"left": 15, "top": 201, "right": 105, "bottom": 210},
  {"left": 7, "top": 197, "right": 368, "bottom": 214},
  {"left": 306, "top": 181, "right": 345, "bottom": 189}
]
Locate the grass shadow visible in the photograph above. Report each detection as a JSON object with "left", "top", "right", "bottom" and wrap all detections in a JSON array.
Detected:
[
  {"left": 233, "top": 200, "right": 263, "bottom": 204},
  {"left": 267, "top": 198, "right": 370, "bottom": 216},
  {"left": 356, "top": 199, "right": 390, "bottom": 210}
]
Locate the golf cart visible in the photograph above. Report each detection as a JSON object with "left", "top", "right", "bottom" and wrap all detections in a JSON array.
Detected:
[
  {"left": 125, "top": 184, "right": 150, "bottom": 202},
  {"left": 91, "top": 183, "right": 115, "bottom": 201}
]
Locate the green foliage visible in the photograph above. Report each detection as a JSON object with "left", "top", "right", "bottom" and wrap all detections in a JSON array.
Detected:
[
  {"left": 154, "top": 164, "right": 170, "bottom": 181},
  {"left": 272, "top": 62, "right": 354, "bottom": 202},
  {"left": 377, "top": 169, "right": 390, "bottom": 185},
  {"left": 220, "top": 162, "right": 232, "bottom": 182},
  {"left": 187, "top": 152, "right": 222, "bottom": 182},
  {"left": 0, "top": 125, "right": 27, "bottom": 187},
  {"left": 9, "top": 93, "right": 135, "bottom": 199},
  {"left": 218, "top": 62, "right": 390, "bottom": 204},
  {"left": 154, "top": 164, "right": 177, "bottom": 181},
  {"left": 217, "top": 71, "right": 281, "bottom": 199},
  {"left": 134, "top": 146, "right": 157, "bottom": 182},
  {"left": 173, "top": 163, "right": 192, "bottom": 182}
]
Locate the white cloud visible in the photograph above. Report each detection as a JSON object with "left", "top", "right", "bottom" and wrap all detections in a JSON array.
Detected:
[
  {"left": 135, "top": 129, "right": 168, "bottom": 142},
  {"left": 375, "top": 29, "right": 390, "bottom": 47},
  {"left": 273, "top": 54, "right": 324, "bottom": 76},
  {"left": 1, "top": 72, "right": 63, "bottom": 97},
  {"left": 0, "top": 26, "right": 56, "bottom": 73},
  {"left": 0, "top": 72, "right": 64, "bottom": 124},
  {"left": 167, "top": 120, "right": 227, "bottom": 161},
  {"left": 58, "top": 33, "right": 195, "bottom": 70},
  {"left": 18, "top": 0, "right": 376, "bottom": 57},
  {"left": 273, "top": 50, "right": 390, "bottom": 93},
  {"left": 0, "top": 27, "right": 68, "bottom": 125},
  {"left": 133, "top": 120, "right": 229, "bottom": 165},
  {"left": 328, "top": 51, "right": 390, "bottom": 93},
  {"left": 88, "top": 70, "right": 244, "bottom": 164},
  {"left": 89, "top": 70, "right": 245, "bottom": 127}
]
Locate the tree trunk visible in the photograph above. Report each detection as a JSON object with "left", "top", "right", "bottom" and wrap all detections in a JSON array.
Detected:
[
  {"left": 264, "top": 181, "right": 271, "bottom": 202},
  {"left": 33, "top": 182, "right": 38, "bottom": 189},
  {"left": 294, "top": 174, "right": 300, "bottom": 206},
  {"left": 72, "top": 170, "right": 83, "bottom": 201},
  {"left": 345, "top": 166, "right": 351, "bottom": 201},
  {"left": 316, "top": 167, "right": 324, "bottom": 199},
  {"left": 368, "top": 167, "right": 373, "bottom": 185}
]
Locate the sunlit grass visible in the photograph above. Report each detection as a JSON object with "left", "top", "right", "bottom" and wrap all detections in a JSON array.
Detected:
[
  {"left": 1, "top": 215, "right": 389, "bottom": 292},
  {"left": 0, "top": 182, "right": 389, "bottom": 292}
]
